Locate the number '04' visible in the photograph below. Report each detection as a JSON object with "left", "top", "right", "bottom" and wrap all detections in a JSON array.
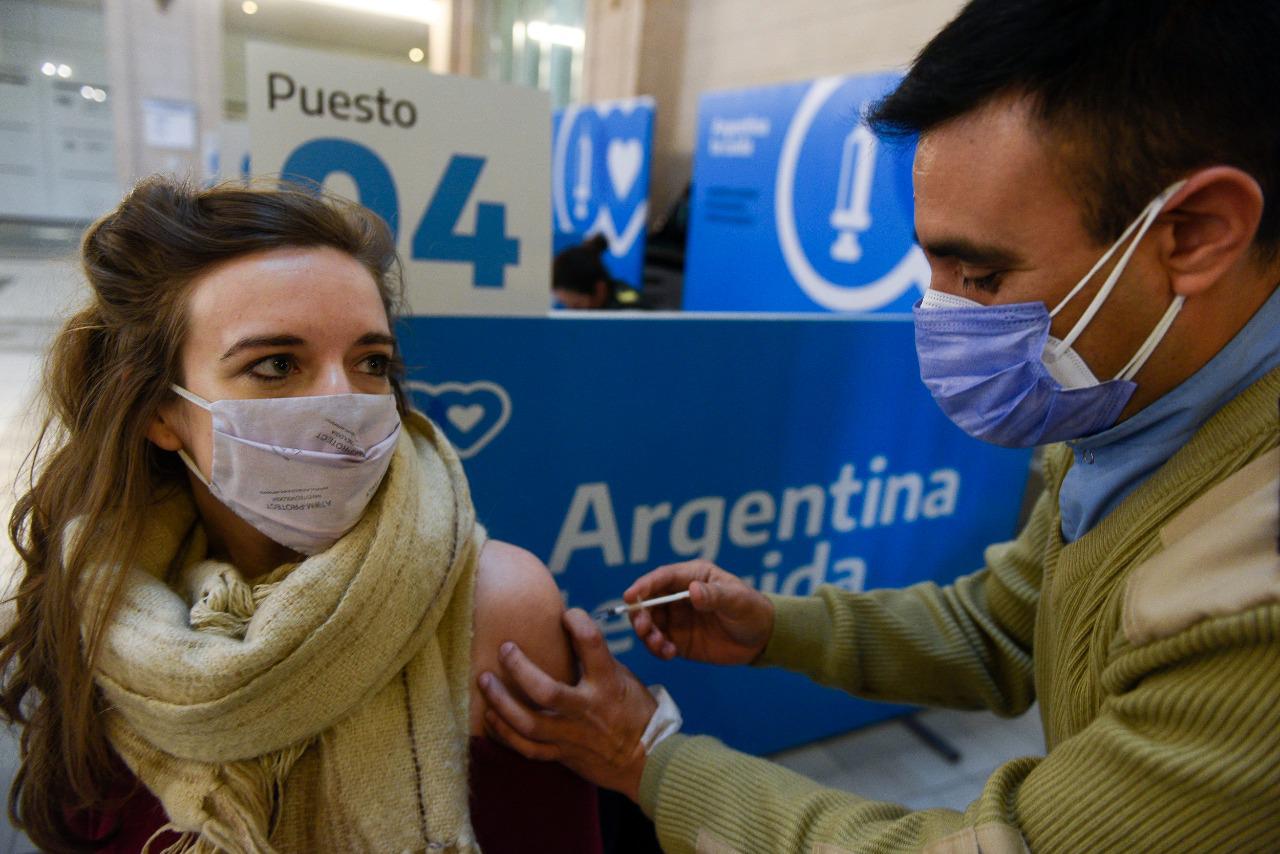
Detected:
[{"left": 281, "top": 138, "right": 520, "bottom": 288}]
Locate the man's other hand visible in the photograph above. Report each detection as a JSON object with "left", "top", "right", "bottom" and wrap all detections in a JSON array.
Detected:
[{"left": 478, "top": 608, "right": 657, "bottom": 802}]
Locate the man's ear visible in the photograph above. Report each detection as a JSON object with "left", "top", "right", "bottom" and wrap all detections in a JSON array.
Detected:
[
  {"left": 1159, "top": 166, "right": 1264, "bottom": 297},
  {"left": 146, "top": 404, "right": 185, "bottom": 452}
]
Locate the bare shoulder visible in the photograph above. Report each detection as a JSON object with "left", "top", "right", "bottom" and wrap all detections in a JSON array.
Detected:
[
  {"left": 474, "top": 541, "right": 567, "bottom": 656},
  {"left": 469, "top": 540, "right": 574, "bottom": 734}
]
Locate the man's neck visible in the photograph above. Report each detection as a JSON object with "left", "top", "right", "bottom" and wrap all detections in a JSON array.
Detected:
[{"left": 1119, "top": 271, "right": 1279, "bottom": 422}]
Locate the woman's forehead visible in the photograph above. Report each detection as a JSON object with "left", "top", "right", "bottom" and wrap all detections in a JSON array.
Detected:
[{"left": 183, "top": 246, "right": 390, "bottom": 351}]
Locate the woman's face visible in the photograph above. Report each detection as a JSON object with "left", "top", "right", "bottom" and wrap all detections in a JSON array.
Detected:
[
  {"left": 553, "top": 279, "right": 608, "bottom": 310},
  {"left": 149, "top": 245, "right": 396, "bottom": 480}
]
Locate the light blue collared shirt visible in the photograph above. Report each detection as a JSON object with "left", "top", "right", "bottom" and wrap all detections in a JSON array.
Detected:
[{"left": 1058, "top": 285, "right": 1280, "bottom": 542}]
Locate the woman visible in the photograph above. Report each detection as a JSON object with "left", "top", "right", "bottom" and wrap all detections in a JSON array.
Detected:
[
  {"left": 0, "top": 178, "right": 597, "bottom": 852},
  {"left": 552, "top": 235, "right": 645, "bottom": 310}
]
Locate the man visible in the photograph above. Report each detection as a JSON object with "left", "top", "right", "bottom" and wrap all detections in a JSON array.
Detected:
[{"left": 479, "top": 1, "right": 1280, "bottom": 850}]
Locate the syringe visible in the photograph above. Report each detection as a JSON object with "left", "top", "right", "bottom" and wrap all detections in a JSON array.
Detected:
[{"left": 591, "top": 589, "right": 692, "bottom": 620}]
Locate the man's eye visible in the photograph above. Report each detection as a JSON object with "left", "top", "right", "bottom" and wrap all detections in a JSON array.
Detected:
[
  {"left": 961, "top": 271, "right": 1003, "bottom": 293},
  {"left": 248, "top": 354, "right": 295, "bottom": 379}
]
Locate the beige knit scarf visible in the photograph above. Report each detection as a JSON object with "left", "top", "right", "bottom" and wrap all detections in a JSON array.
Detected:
[{"left": 90, "top": 412, "right": 480, "bottom": 853}]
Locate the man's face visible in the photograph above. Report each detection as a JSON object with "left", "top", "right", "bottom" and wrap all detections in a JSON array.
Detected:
[{"left": 912, "top": 95, "right": 1177, "bottom": 386}]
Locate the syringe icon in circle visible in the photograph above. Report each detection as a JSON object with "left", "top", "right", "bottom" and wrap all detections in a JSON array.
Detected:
[
  {"left": 574, "top": 133, "right": 592, "bottom": 221},
  {"left": 829, "top": 124, "right": 878, "bottom": 264}
]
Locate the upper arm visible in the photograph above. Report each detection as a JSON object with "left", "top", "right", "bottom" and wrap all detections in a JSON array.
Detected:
[
  {"left": 469, "top": 539, "right": 574, "bottom": 735},
  {"left": 1011, "top": 629, "right": 1279, "bottom": 851}
]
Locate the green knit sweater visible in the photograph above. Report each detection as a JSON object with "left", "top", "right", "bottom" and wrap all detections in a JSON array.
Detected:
[{"left": 638, "top": 367, "right": 1279, "bottom": 853}]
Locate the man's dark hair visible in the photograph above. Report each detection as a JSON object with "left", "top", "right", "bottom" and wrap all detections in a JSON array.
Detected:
[{"left": 868, "top": 0, "right": 1280, "bottom": 258}]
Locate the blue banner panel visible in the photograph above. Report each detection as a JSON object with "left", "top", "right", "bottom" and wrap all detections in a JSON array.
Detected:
[
  {"left": 685, "top": 73, "right": 929, "bottom": 314},
  {"left": 399, "top": 315, "right": 1031, "bottom": 755},
  {"left": 552, "top": 97, "right": 655, "bottom": 289}
]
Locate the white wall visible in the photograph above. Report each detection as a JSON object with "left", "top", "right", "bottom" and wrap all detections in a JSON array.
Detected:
[
  {"left": 585, "top": 0, "right": 967, "bottom": 218},
  {"left": 582, "top": 0, "right": 645, "bottom": 102},
  {"left": 103, "top": 0, "right": 224, "bottom": 185},
  {"left": 0, "top": 257, "right": 85, "bottom": 604},
  {"left": 0, "top": 1, "right": 120, "bottom": 220}
]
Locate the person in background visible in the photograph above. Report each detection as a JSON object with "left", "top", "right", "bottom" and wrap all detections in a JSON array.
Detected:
[
  {"left": 0, "top": 178, "right": 600, "bottom": 853},
  {"left": 479, "top": 1, "right": 1280, "bottom": 851},
  {"left": 553, "top": 234, "right": 646, "bottom": 309}
]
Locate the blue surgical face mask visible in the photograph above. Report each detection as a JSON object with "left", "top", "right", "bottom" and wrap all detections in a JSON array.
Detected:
[{"left": 912, "top": 180, "right": 1187, "bottom": 448}]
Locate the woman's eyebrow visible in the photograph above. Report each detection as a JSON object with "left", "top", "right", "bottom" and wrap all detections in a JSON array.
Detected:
[
  {"left": 355, "top": 332, "right": 398, "bottom": 348},
  {"left": 219, "top": 334, "right": 305, "bottom": 361}
]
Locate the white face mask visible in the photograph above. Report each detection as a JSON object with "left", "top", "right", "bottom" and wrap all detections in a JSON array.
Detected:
[{"left": 171, "top": 385, "right": 402, "bottom": 555}]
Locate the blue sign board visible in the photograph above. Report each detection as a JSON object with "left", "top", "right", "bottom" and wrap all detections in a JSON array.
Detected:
[
  {"left": 684, "top": 73, "right": 928, "bottom": 313},
  {"left": 552, "top": 97, "right": 655, "bottom": 289},
  {"left": 400, "top": 315, "right": 1031, "bottom": 755}
]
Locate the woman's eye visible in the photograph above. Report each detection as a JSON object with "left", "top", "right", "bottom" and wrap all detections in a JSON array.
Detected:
[
  {"left": 248, "top": 354, "right": 296, "bottom": 380},
  {"left": 360, "top": 354, "right": 391, "bottom": 377}
]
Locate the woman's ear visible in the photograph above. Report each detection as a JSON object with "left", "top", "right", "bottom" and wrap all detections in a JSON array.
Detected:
[
  {"left": 146, "top": 404, "right": 185, "bottom": 452},
  {"left": 1160, "top": 166, "right": 1264, "bottom": 297}
]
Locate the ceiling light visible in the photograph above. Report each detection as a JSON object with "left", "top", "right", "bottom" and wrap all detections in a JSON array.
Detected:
[
  {"left": 242, "top": 0, "right": 258, "bottom": 13},
  {"left": 41, "top": 62, "right": 56, "bottom": 76},
  {"left": 93, "top": 88, "right": 107, "bottom": 102},
  {"left": 80, "top": 85, "right": 94, "bottom": 99},
  {"left": 525, "top": 21, "right": 585, "bottom": 49},
  {"left": 295, "top": 0, "right": 443, "bottom": 25},
  {"left": 57, "top": 64, "right": 72, "bottom": 78},
  {"left": 408, "top": 47, "right": 424, "bottom": 63}
]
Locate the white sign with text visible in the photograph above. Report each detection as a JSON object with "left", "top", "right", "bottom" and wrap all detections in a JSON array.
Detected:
[{"left": 247, "top": 43, "right": 551, "bottom": 316}]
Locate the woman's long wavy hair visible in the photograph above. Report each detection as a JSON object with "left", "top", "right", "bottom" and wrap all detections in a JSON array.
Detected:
[{"left": 1, "top": 177, "right": 405, "bottom": 852}]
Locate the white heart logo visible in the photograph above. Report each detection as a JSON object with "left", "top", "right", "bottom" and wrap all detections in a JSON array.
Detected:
[
  {"left": 405, "top": 380, "right": 512, "bottom": 460},
  {"left": 607, "top": 138, "right": 643, "bottom": 200},
  {"left": 446, "top": 403, "right": 485, "bottom": 433}
]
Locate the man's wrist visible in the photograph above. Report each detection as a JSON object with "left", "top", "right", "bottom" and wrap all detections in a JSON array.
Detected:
[
  {"left": 619, "top": 685, "right": 681, "bottom": 803},
  {"left": 640, "top": 685, "right": 683, "bottom": 753},
  {"left": 620, "top": 744, "right": 648, "bottom": 803},
  {"left": 748, "top": 596, "right": 777, "bottom": 664}
]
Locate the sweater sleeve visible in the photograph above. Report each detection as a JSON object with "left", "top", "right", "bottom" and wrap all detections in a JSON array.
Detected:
[
  {"left": 755, "top": 485, "right": 1054, "bottom": 716},
  {"left": 639, "top": 606, "right": 1280, "bottom": 853}
]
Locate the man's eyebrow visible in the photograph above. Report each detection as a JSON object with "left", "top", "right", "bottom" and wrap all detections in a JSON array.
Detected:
[
  {"left": 219, "top": 334, "right": 306, "bottom": 361},
  {"left": 913, "top": 229, "right": 1024, "bottom": 267}
]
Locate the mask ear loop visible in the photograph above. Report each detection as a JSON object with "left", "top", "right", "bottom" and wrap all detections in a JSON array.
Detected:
[
  {"left": 169, "top": 384, "right": 215, "bottom": 488},
  {"left": 1114, "top": 295, "right": 1185, "bottom": 382},
  {"left": 170, "top": 384, "right": 213, "bottom": 410},
  {"left": 1045, "top": 180, "right": 1188, "bottom": 360},
  {"left": 176, "top": 449, "right": 213, "bottom": 489}
]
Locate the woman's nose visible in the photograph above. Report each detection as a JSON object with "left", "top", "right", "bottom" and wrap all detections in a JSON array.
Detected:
[{"left": 313, "top": 362, "right": 355, "bottom": 396}]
